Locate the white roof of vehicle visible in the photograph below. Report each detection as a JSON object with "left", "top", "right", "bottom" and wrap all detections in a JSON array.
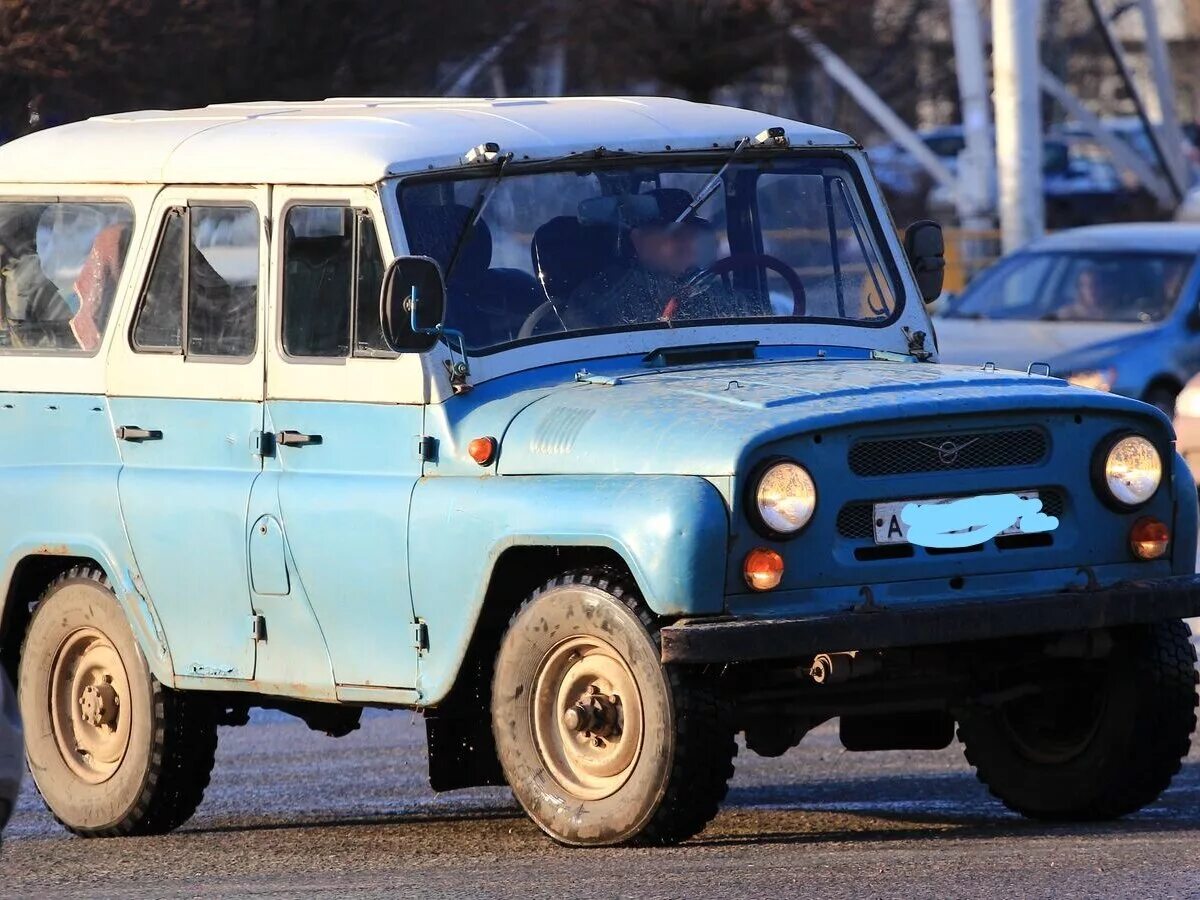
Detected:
[{"left": 0, "top": 97, "right": 854, "bottom": 187}]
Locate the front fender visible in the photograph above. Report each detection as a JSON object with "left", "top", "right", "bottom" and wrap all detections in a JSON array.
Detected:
[{"left": 408, "top": 474, "right": 729, "bottom": 703}]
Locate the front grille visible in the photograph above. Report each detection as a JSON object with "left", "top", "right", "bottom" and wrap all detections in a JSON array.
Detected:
[
  {"left": 848, "top": 428, "right": 1047, "bottom": 477},
  {"left": 836, "top": 489, "right": 1064, "bottom": 540}
]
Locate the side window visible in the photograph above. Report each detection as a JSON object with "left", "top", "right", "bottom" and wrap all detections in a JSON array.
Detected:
[
  {"left": 282, "top": 205, "right": 390, "bottom": 359},
  {"left": 0, "top": 201, "right": 135, "bottom": 353},
  {"left": 132, "top": 211, "right": 185, "bottom": 350},
  {"left": 131, "top": 204, "right": 259, "bottom": 358}
]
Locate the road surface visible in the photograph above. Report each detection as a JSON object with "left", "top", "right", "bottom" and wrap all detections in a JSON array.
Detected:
[{"left": 3, "top": 699, "right": 1198, "bottom": 898}]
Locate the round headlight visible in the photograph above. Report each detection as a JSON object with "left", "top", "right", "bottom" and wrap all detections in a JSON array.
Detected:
[
  {"left": 754, "top": 461, "right": 817, "bottom": 535},
  {"left": 1103, "top": 435, "right": 1162, "bottom": 506}
]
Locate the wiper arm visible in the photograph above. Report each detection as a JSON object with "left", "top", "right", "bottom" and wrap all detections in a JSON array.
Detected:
[
  {"left": 444, "top": 151, "right": 513, "bottom": 284},
  {"left": 668, "top": 136, "right": 751, "bottom": 230}
]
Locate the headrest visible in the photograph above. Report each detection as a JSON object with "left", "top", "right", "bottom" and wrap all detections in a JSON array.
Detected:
[
  {"left": 405, "top": 203, "right": 492, "bottom": 278},
  {"left": 531, "top": 216, "right": 620, "bottom": 299}
]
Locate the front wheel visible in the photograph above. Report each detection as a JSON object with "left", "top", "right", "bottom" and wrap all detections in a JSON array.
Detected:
[
  {"left": 958, "top": 620, "right": 1198, "bottom": 820},
  {"left": 18, "top": 566, "right": 219, "bottom": 836},
  {"left": 491, "top": 570, "right": 736, "bottom": 846}
]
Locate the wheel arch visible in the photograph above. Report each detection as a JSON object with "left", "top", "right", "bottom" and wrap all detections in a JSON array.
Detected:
[{"left": 1, "top": 540, "right": 173, "bottom": 686}]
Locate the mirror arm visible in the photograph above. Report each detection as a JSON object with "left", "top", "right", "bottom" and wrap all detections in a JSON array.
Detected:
[{"left": 405, "top": 283, "right": 471, "bottom": 391}]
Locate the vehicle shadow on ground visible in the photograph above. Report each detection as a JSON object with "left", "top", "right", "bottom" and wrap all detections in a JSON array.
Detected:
[
  {"left": 178, "top": 804, "right": 524, "bottom": 837},
  {"left": 174, "top": 759, "right": 1200, "bottom": 845},
  {"left": 697, "top": 759, "right": 1200, "bottom": 848}
]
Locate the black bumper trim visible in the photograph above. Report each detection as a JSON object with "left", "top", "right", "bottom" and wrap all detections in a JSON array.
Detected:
[{"left": 660, "top": 575, "right": 1200, "bottom": 664}]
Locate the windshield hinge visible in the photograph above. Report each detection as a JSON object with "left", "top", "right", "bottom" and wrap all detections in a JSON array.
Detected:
[{"left": 901, "top": 326, "right": 934, "bottom": 361}]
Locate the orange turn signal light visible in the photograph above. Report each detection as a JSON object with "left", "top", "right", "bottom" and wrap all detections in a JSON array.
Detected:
[
  {"left": 468, "top": 436, "right": 497, "bottom": 466},
  {"left": 1130, "top": 516, "right": 1169, "bottom": 560},
  {"left": 744, "top": 547, "right": 784, "bottom": 591}
]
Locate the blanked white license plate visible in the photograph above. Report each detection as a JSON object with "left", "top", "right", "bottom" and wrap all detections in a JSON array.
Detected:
[{"left": 872, "top": 491, "right": 1040, "bottom": 545}]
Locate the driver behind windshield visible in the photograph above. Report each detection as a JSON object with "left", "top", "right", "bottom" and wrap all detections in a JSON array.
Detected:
[{"left": 561, "top": 188, "right": 766, "bottom": 330}]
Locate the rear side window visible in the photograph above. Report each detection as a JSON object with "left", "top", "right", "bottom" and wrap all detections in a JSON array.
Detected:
[
  {"left": 0, "top": 201, "right": 134, "bottom": 353},
  {"left": 132, "top": 205, "right": 259, "bottom": 358},
  {"left": 281, "top": 205, "right": 390, "bottom": 359}
]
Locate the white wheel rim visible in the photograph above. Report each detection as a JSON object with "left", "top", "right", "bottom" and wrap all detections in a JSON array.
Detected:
[
  {"left": 531, "top": 635, "right": 644, "bottom": 801},
  {"left": 48, "top": 626, "right": 132, "bottom": 784}
]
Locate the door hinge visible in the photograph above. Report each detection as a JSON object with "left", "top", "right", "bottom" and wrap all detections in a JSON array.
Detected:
[
  {"left": 250, "top": 614, "right": 267, "bottom": 642},
  {"left": 416, "top": 435, "right": 438, "bottom": 462},
  {"left": 412, "top": 620, "right": 429, "bottom": 652},
  {"left": 252, "top": 430, "right": 276, "bottom": 458}
]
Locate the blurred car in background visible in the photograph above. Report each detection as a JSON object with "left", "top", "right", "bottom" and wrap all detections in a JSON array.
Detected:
[
  {"left": 0, "top": 669, "right": 21, "bottom": 847},
  {"left": 936, "top": 223, "right": 1200, "bottom": 414},
  {"left": 871, "top": 127, "right": 1138, "bottom": 228}
]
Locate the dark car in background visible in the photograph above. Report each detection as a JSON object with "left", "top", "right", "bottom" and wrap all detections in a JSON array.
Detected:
[{"left": 936, "top": 223, "right": 1200, "bottom": 414}]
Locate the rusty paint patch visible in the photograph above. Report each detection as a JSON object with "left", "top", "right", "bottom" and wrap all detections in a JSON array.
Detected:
[{"left": 33, "top": 544, "right": 72, "bottom": 555}]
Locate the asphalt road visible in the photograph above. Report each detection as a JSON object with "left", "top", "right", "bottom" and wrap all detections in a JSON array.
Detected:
[{"left": 3, "top": 674, "right": 1200, "bottom": 900}]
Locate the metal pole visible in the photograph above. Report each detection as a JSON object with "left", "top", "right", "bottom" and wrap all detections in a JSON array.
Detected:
[
  {"left": 949, "top": 0, "right": 996, "bottom": 229},
  {"left": 1137, "top": 0, "right": 1189, "bottom": 192},
  {"left": 1084, "top": 0, "right": 1185, "bottom": 203},
  {"left": 790, "top": 25, "right": 958, "bottom": 194},
  {"left": 992, "top": 0, "right": 1045, "bottom": 252}
]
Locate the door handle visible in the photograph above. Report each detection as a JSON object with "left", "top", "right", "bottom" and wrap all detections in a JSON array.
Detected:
[
  {"left": 276, "top": 430, "right": 323, "bottom": 447},
  {"left": 115, "top": 426, "right": 163, "bottom": 442}
]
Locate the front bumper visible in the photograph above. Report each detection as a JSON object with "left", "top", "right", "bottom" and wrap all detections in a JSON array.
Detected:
[{"left": 660, "top": 574, "right": 1200, "bottom": 664}]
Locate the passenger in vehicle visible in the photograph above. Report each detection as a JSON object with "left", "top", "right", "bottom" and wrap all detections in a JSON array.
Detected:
[
  {"left": 562, "top": 188, "right": 765, "bottom": 330},
  {"left": 1058, "top": 264, "right": 1117, "bottom": 321},
  {"left": 0, "top": 206, "right": 72, "bottom": 349},
  {"left": 70, "top": 222, "right": 132, "bottom": 352}
]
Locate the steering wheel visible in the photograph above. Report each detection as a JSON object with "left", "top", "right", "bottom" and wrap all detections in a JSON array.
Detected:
[
  {"left": 660, "top": 252, "right": 806, "bottom": 320},
  {"left": 518, "top": 299, "right": 563, "bottom": 340}
]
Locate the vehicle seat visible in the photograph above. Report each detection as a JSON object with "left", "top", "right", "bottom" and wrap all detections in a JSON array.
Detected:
[
  {"left": 530, "top": 216, "right": 623, "bottom": 302},
  {"left": 405, "top": 204, "right": 542, "bottom": 346}
]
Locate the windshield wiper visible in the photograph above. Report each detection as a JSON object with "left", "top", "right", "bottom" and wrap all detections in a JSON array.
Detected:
[
  {"left": 668, "top": 136, "right": 751, "bottom": 230},
  {"left": 444, "top": 151, "right": 513, "bottom": 284}
]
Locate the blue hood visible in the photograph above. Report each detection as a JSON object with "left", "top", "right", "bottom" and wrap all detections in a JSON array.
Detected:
[{"left": 476, "top": 358, "right": 1168, "bottom": 477}]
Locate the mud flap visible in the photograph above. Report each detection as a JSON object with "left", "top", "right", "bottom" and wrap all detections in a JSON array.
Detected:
[{"left": 425, "top": 711, "right": 506, "bottom": 792}]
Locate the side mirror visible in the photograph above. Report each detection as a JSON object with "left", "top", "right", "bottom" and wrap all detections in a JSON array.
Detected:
[
  {"left": 904, "top": 219, "right": 946, "bottom": 304},
  {"left": 380, "top": 255, "right": 446, "bottom": 350}
]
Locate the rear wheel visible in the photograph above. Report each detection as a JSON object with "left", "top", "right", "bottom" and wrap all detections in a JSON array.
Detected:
[
  {"left": 491, "top": 570, "right": 736, "bottom": 846},
  {"left": 18, "top": 566, "right": 218, "bottom": 836},
  {"left": 958, "top": 620, "right": 1197, "bottom": 820}
]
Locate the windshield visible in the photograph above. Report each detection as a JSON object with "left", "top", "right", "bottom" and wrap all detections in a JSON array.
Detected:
[
  {"left": 945, "top": 251, "right": 1194, "bottom": 323},
  {"left": 396, "top": 155, "right": 899, "bottom": 352}
]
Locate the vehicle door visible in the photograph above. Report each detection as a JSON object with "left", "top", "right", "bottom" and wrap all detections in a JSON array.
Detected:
[
  {"left": 108, "top": 187, "right": 268, "bottom": 680},
  {"left": 264, "top": 188, "right": 426, "bottom": 691}
]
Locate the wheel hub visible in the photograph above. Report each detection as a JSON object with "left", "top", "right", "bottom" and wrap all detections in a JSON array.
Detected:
[
  {"left": 532, "top": 635, "right": 644, "bottom": 801},
  {"left": 78, "top": 682, "right": 118, "bottom": 727},
  {"left": 562, "top": 687, "right": 622, "bottom": 739}
]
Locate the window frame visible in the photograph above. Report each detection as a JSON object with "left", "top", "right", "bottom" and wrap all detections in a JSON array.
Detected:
[
  {"left": 0, "top": 196, "right": 137, "bottom": 359},
  {"left": 277, "top": 201, "right": 396, "bottom": 365},
  {"left": 128, "top": 201, "right": 261, "bottom": 363}
]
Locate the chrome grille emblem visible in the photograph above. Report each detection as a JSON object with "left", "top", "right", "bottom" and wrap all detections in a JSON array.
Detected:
[{"left": 918, "top": 438, "right": 980, "bottom": 466}]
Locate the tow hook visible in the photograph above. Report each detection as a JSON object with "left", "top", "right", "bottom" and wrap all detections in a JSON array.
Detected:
[{"left": 808, "top": 650, "right": 881, "bottom": 685}]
